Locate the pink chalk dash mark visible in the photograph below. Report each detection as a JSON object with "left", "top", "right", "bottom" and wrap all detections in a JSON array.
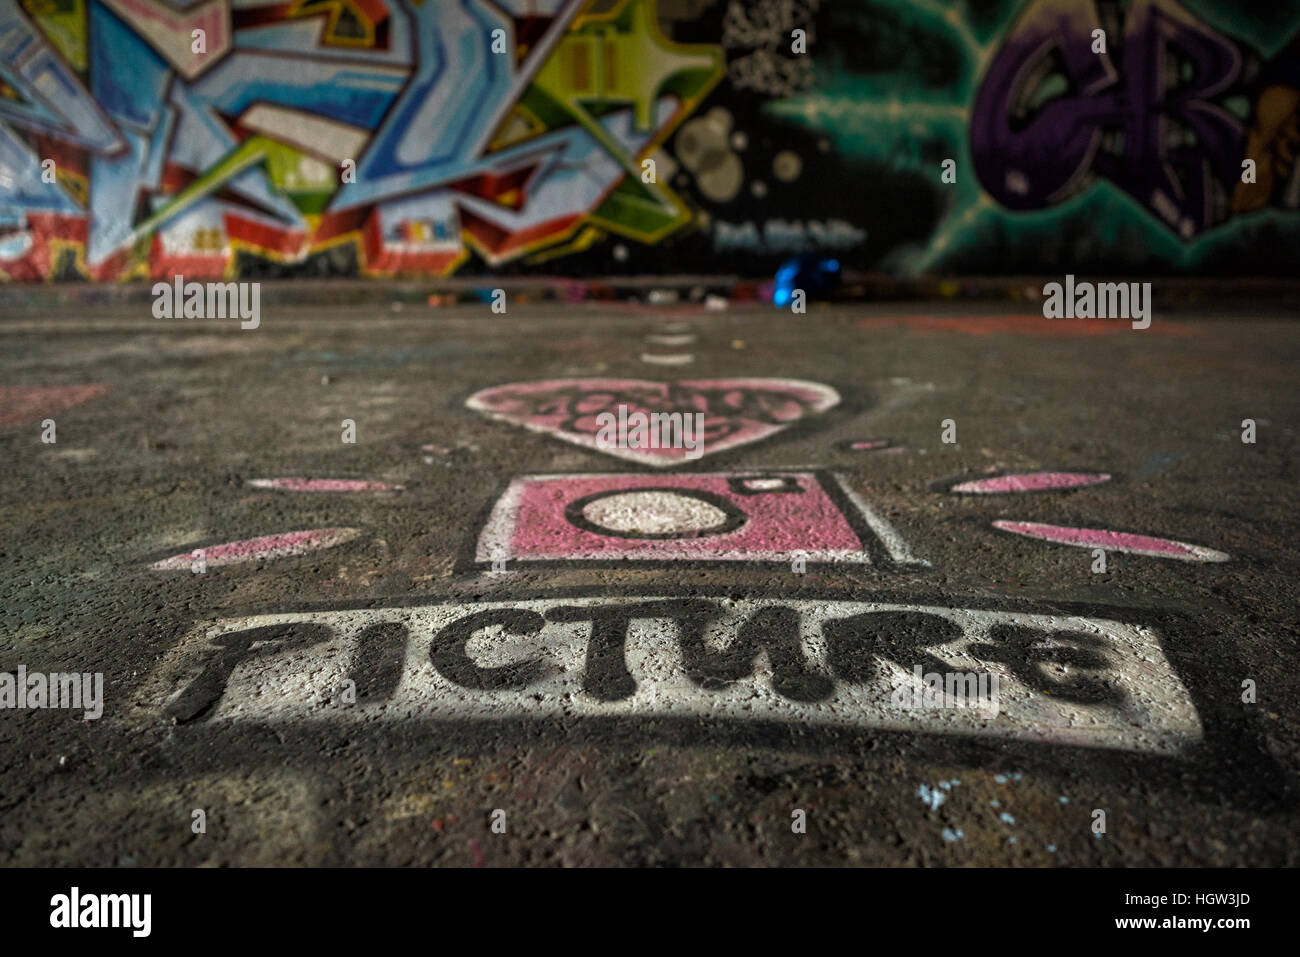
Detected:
[
  {"left": 850, "top": 439, "right": 890, "bottom": 451},
  {"left": 248, "top": 478, "right": 402, "bottom": 492},
  {"left": 992, "top": 521, "right": 1229, "bottom": 563},
  {"left": 149, "top": 527, "right": 362, "bottom": 570},
  {"left": 952, "top": 472, "right": 1111, "bottom": 494},
  {"left": 0, "top": 384, "right": 108, "bottom": 427}
]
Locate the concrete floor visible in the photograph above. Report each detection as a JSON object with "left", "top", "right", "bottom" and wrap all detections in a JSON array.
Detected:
[{"left": 1, "top": 298, "right": 1297, "bottom": 866}]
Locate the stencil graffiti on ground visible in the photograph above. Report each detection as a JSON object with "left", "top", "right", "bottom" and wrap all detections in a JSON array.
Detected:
[
  {"left": 993, "top": 522, "right": 1230, "bottom": 563},
  {"left": 466, "top": 378, "right": 839, "bottom": 466},
  {"left": 247, "top": 478, "right": 402, "bottom": 493},
  {"left": 949, "top": 472, "right": 1112, "bottom": 494},
  {"left": 148, "top": 528, "right": 362, "bottom": 570},
  {"left": 836, "top": 438, "right": 894, "bottom": 453},
  {"left": 931, "top": 468, "right": 1228, "bottom": 562},
  {"left": 0, "top": 384, "right": 108, "bottom": 428},
  {"left": 143, "top": 598, "right": 1201, "bottom": 755},
  {"left": 475, "top": 471, "right": 923, "bottom": 567},
  {"left": 639, "top": 352, "right": 695, "bottom": 366}
]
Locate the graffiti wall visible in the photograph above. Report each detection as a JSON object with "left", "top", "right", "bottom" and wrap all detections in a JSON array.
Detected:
[{"left": 1, "top": 0, "right": 1297, "bottom": 281}]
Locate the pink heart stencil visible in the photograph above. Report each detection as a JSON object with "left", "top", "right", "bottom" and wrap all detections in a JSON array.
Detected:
[{"left": 466, "top": 378, "right": 840, "bottom": 466}]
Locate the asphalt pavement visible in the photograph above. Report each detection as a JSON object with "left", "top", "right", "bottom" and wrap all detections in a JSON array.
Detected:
[{"left": 1, "top": 296, "right": 1297, "bottom": 866}]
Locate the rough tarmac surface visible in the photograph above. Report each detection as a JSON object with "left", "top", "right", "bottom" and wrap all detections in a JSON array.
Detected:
[{"left": 1, "top": 299, "right": 1297, "bottom": 867}]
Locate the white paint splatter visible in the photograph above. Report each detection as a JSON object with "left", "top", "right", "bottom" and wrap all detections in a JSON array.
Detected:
[{"left": 917, "top": 785, "right": 947, "bottom": 811}]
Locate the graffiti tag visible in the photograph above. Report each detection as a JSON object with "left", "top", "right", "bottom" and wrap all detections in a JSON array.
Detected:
[{"left": 973, "top": 0, "right": 1245, "bottom": 238}]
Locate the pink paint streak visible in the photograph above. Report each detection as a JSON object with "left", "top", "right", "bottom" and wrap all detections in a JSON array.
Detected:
[
  {"left": 149, "top": 527, "right": 362, "bottom": 570},
  {"left": 992, "top": 521, "right": 1229, "bottom": 562},
  {"left": 248, "top": 478, "right": 402, "bottom": 492},
  {"left": 0, "top": 384, "right": 108, "bottom": 427},
  {"left": 952, "top": 472, "right": 1111, "bottom": 494},
  {"left": 850, "top": 440, "right": 890, "bottom": 450}
]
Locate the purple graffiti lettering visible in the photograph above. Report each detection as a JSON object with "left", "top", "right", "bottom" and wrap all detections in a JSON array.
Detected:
[{"left": 972, "top": 0, "right": 1245, "bottom": 237}]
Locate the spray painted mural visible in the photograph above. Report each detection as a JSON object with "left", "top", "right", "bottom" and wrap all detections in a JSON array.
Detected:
[
  {"left": 765, "top": 0, "right": 1300, "bottom": 276},
  {"left": 1, "top": 0, "right": 1297, "bottom": 280},
  {"left": 0, "top": 0, "right": 726, "bottom": 279}
]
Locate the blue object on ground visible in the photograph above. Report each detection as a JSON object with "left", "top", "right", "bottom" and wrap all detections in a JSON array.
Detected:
[{"left": 773, "top": 254, "right": 842, "bottom": 306}]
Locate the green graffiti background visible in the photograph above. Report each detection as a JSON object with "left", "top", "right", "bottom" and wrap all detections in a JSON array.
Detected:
[{"left": 757, "top": 0, "right": 1300, "bottom": 276}]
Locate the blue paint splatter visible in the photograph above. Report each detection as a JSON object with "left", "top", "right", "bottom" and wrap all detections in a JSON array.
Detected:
[
  {"left": 994, "top": 774, "right": 1007, "bottom": 784},
  {"left": 941, "top": 827, "right": 964, "bottom": 842},
  {"left": 1000, "top": 812, "right": 1016, "bottom": 825},
  {"left": 990, "top": 800, "right": 1001, "bottom": 808},
  {"left": 1047, "top": 845, "right": 1057, "bottom": 853},
  {"left": 1059, "top": 796, "right": 1070, "bottom": 804}
]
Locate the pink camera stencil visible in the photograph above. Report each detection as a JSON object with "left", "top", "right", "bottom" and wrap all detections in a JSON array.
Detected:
[{"left": 475, "top": 471, "right": 925, "bottom": 567}]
